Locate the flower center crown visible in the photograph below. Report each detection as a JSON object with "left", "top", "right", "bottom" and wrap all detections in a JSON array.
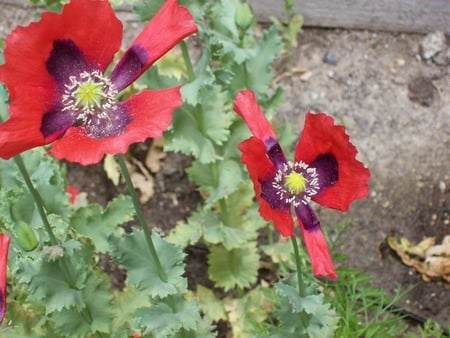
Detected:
[
  {"left": 284, "top": 171, "right": 307, "bottom": 194},
  {"left": 58, "top": 70, "right": 130, "bottom": 139},
  {"left": 272, "top": 161, "right": 320, "bottom": 207},
  {"left": 73, "top": 78, "right": 105, "bottom": 110},
  {"left": 62, "top": 70, "right": 117, "bottom": 121}
]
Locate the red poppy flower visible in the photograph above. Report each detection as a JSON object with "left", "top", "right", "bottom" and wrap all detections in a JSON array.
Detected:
[
  {"left": 0, "top": 234, "right": 10, "bottom": 324},
  {"left": 234, "top": 90, "right": 370, "bottom": 279},
  {"left": 0, "top": 0, "right": 197, "bottom": 165}
]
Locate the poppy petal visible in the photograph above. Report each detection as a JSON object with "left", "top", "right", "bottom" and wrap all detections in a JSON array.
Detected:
[
  {"left": 110, "top": 0, "right": 198, "bottom": 91},
  {"left": 295, "top": 112, "right": 370, "bottom": 211},
  {"left": 239, "top": 137, "right": 294, "bottom": 237},
  {"left": 0, "top": 234, "right": 10, "bottom": 324},
  {"left": 50, "top": 86, "right": 182, "bottom": 165},
  {"left": 0, "top": 0, "right": 122, "bottom": 100},
  {"left": 234, "top": 90, "right": 276, "bottom": 144},
  {"left": 295, "top": 204, "right": 336, "bottom": 279},
  {"left": 0, "top": 93, "right": 50, "bottom": 159}
]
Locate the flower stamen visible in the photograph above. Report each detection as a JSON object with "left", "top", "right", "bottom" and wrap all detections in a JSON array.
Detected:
[
  {"left": 62, "top": 70, "right": 117, "bottom": 121},
  {"left": 271, "top": 161, "right": 321, "bottom": 207}
]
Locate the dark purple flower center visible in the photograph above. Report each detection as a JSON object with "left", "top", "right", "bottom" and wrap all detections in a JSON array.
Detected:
[
  {"left": 265, "top": 160, "right": 321, "bottom": 208},
  {"left": 41, "top": 39, "right": 130, "bottom": 140},
  {"left": 260, "top": 151, "right": 338, "bottom": 211}
]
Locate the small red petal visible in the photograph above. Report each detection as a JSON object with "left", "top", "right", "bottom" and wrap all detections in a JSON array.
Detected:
[
  {"left": 295, "top": 112, "right": 370, "bottom": 211},
  {"left": 234, "top": 90, "right": 277, "bottom": 143},
  {"left": 114, "top": 0, "right": 197, "bottom": 88},
  {"left": 50, "top": 86, "right": 182, "bottom": 165},
  {"left": 239, "top": 137, "right": 294, "bottom": 237},
  {"left": 0, "top": 234, "right": 10, "bottom": 324},
  {"left": 66, "top": 185, "right": 80, "bottom": 204},
  {"left": 298, "top": 226, "right": 337, "bottom": 279}
]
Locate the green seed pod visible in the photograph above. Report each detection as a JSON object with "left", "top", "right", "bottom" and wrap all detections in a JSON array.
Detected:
[
  {"left": 15, "top": 221, "right": 38, "bottom": 251},
  {"left": 235, "top": 3, "right": 253, "bottom": 30}
]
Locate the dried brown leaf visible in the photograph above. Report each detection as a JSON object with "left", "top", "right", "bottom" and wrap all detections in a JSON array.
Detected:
[
  {"left": 387, "top": 235, "right": 450, "bottom": 283},
  {"left": 145, "top": 138, "right": 166, "bottom": 173}
]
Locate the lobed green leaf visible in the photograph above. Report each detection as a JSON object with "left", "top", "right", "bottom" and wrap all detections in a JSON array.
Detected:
[
  {"left": 110, "top": 229, "right": 187, "bottom": 298},
  {"left": 208, "top": 243, "right": 259, "bottom": 290}
]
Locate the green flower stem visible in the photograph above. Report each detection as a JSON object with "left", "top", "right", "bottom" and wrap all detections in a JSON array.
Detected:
[
  {"left": 180, "top": 40, "right": 195, "bottom": 82},
  {"left": 115, "top": 154, "right": 168, "bottom": 283},
  {"left": 290, "top": 236, "right": 305, "bottom": 297},
  {"left": 13, "top": 155, "right": 58, "bottom": 245},
  {"left": 13, "top": 153, "right": 95, "bottom": 328}
]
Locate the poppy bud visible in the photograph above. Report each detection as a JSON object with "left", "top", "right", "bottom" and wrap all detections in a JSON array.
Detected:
[
  {"left": 15, "top": 221, "right": 38, "bottom": 251},
  {"left": 235, "top": 3, "right": 253, "bottom": 30}
]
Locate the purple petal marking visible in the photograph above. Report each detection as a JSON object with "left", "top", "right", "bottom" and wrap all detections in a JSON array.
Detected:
[
  {"left": 295, "top": 203, "right": 321, "bottom": 232},
  {"left": 0, "top": 288, "right": 5, "bottom": 324},
  {"left": 46, "top": 39, "right": 92, "bottom": 84},
  {"left": 310, "top": 153, "right": 338, "bottom": 194},
  {"left": 265, "top": 137, "right": 287, "bottom": 171},
  {"left": 41, "top": 107, "right": 80, "bottom": 139},
  {"left": 260, "top": 176, "right": 290, "bottom": 210},
  {"left": 110, "top": 45, "right": 149, "bottom": 92},
  {"left": 84, "top": 103, "right": 130, "bottom": 139}
]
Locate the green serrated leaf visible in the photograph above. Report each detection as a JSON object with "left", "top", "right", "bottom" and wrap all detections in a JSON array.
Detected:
[
  {"left": 70, "top": 195, "right": 133, "bottom": 252},
  {"left": 262, "top": 239, "right": 293, "bottom": 265},
  {"left": 166, "top": 220, "right": 202, "bottom": 248},
  {"left": 187, "top": 159, "right": 243, "bottom": 207},
  {"left": 0, "top": 147, "right": 72, "bottom": 246},
  {"left": 166, "top": 85, "right": 232, "bottom": 164},
  {"left": 206, "top": 0, "right": 256, "bottom": 64},
  {"left": 110, "top": 286, "right": 151, "bottom": 337},
  {"left": 195, "top": 285, "right": 226, "bottom": 322},
  {"left": 225, "top": 288, "right": 271, "bottom": 338},
  {"left": 133, "top": 0, "right": 165, "bottom": 21},
  {"left": 53, "top": 272, "right": 113, "bottom": 337},
  {"left": 164, "top": 108, "right": 218, "bottom": 163},
  {"left": 17, "top": 256, "right": 85, "bottom": 314},
  {"left": 272, "top": 280, "right": 339, "bottom": 337},
  {"left": 230, "top": 25, "right": 282, "bottom": 96},
  {"left": 111, "top": 229, "right": 187, "bottom": 297},
  {"left": 137, "top": 62, "right": 181, "bottom": 90},
  {"left": 180, "top": 71, "right": 214, "bottom": 106},
  {"left": 204, "top": 223, "right": 249, "bottom": 250},
  {"left": 208, "top": 243, "right": 259, "bottom": 290},
  {"left": 136, "top": 296, "right": 202, "bottom": 338}
]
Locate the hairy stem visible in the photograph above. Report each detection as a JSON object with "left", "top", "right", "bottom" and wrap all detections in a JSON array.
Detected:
[
  {"left": 115, "top": 154, "right": 168, "bottom": 282},
  {"left": 180, "top": 40, "right": 195, "bottom": 82},
  {"left": 290, "top": 236, "right": 305, "bottom": 297},
  {"left": 14, "top": 154, "right": 94, "bottom": 329},
  {"left": 13, "top": 155, "right": 58, "bottom": 245}
]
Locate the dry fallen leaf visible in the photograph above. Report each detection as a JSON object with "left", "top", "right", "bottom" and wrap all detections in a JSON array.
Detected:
[
  {"left": 387, "top": 235, "right": 450, "bottom": 282},
  {"left": 103, "top": 154, "right": 121, "bottom": 186},
  {"left": 129, "top": 157, "right": 155, "bottom": 204},
  {"left": 145, "top": 138, "right": 166, "bottom": 173}
]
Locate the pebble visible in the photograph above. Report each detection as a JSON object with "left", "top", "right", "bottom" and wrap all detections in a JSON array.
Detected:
[
  {"left": 407, "top": 76, "right": 435, "bottom": 106},
  {"left": 433, "top": 47, "right": 450, "bottom": 66},
  {"left": 419, "top": 31, "right": 447, "bottom": 60},
  {"left": 395, "top": 58, "right": 406, "bottom": 66},
  {"left": 439, "top": 181, "right": 446, "bottom": 193},
  {"left": 323, "top": 51, "right": 339, "bottom": 65}
]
